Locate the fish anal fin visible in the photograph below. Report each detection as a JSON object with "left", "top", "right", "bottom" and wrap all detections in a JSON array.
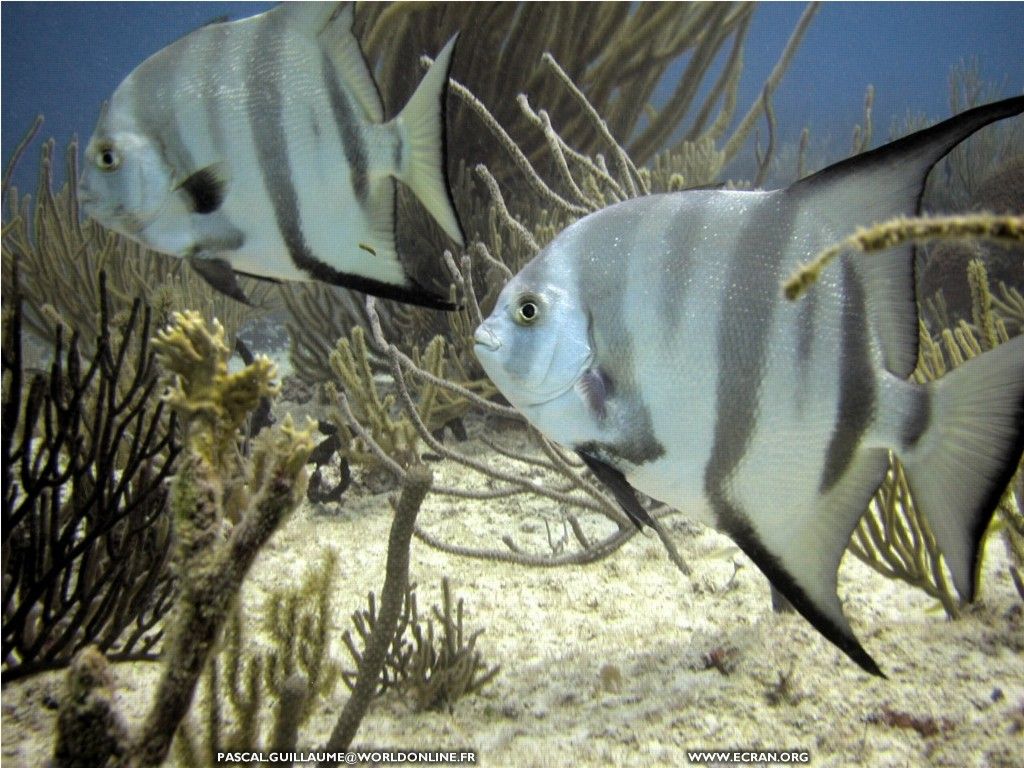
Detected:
[
  {"left": 577, "top": 451, "right": 655, "bottom": 529},
  {"left": 188, "top": 255, "right": 251, "bottom": 305},
  {"left": 358, "top": 182, "right": 459, "bottom": 310},
  {"left": 713, "top": 451, "right": 889, "bottom": 676}
]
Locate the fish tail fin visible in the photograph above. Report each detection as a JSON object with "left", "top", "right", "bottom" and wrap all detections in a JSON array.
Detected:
[
  {"left": 900, "top": 333, "right": 1024, "bottom": 600},
  {"left": 392, "top": 35, "right": 465, "bottom": 247}
]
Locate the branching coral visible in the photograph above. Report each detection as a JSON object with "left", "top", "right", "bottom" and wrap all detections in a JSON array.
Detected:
[
  {"left": 341, "top": 578, "right": 500, "bottom": 713},
  {"left": 49, "top": 327, "right": 437, "bottom": 766},
  {"left": 2, "top": 269, "right": 178, "bottom": 682},
  {"left": 51, "top": 646, "right": 130, "bottom": 768},
  {"left": 326, "top": 324, "right": 495, "bottom": 471},
  {"left": 175, "top": 551, "right": 343, "bottom": 766},
  {"left": 131, "top": 312, "right": 314, "bottom": 767},
  {"left": 783, "top": 213, "right": 1024, "bottom": 301},
  {"left": 355, "top": 2, "right": 814, "bottom": 171}
]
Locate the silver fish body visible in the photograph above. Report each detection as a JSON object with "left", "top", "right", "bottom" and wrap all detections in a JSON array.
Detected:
[
  {"left": 475, "top": 96, "right": 1024, "bottom": 674},
  {"left": 79, "top": 2, "right": 464, "bottom": 308}
]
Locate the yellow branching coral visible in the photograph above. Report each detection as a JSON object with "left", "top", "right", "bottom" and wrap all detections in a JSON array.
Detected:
[
  {"left": 129, "top": 311, "right": 315, "bottom": 767},
  {"left": 327, "top": 326, "right": 491, "bottom": 471},
  {"left": 784, "top": 213, "right": 1024, "bottom": 301},
  {"left": 153, "top": 310, "right": 280, "bottom": 466},
  {"left": 247, "top": 413, "right": 316, "bottom": 502}
]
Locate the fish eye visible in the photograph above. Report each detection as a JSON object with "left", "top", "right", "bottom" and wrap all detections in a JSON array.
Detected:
[
  {"left": 514, "top": 295, "right": 541, "bottom": 326},
  {"left": 95, "top": 144, "right": 121, "bottom": 172}
]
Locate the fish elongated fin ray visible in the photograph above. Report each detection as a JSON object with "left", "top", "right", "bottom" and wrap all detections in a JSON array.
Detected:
[
  {"left": 899, "top": 333, "right": 1024, "bottom": 600},
  {"left": 791, "top": 95, "right": 1024, "bottom": 378},
  {"left": 392, "top": 35, "right": 465, "bottom": 247},
  {"left": 712, "top": 452, "right": 889, "bottom": 676},
  {"left": 317, "top": 2, "right": 384, "bottom": 123},
  {"left": 578, "top": 452, "right": 656, "bottom": 529},
  {"left": 188, "top": 256, "right": 251, "bottom": 305}
]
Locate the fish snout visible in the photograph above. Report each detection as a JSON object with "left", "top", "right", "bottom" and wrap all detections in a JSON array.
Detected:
[
  {"left": 473, "top": 324, "right": 501, "bottom": 352},
  {"left": 76, "top": 183, "right": 97, "bottom": 208}
]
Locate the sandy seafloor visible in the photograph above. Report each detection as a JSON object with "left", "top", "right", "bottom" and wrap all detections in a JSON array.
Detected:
[{"left": 3, "top": 355, "right": 1024, "bottom": 768}]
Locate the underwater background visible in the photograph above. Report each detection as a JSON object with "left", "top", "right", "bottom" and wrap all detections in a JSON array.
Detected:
[
  {"left": 2, "top": 3, "right": 1024, "bottom": 767},
  {"left": 5, "top": 2, "right": 1024, "bottom": 192}
]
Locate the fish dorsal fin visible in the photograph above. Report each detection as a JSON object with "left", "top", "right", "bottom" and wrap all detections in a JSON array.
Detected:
[
  {"left": 316, "top": 2, "right": 384, "bottom": 123},
  {"left": 267, "top": 1, "right": 338, "bottom": 37},
  {"left": 264, "top": 3, "right": 383, "bottom": 122},
  {"left": 790, "top": 95, "right": 1024, "bottom": 378}
]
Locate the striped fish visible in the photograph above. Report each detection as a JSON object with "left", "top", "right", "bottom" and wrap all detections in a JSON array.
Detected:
[
  {"left": 78, "top": 3, "right": 464, "bottom": 309},
  {"left": 474, "top": 96, "right": 1024, "bottom": 675}
]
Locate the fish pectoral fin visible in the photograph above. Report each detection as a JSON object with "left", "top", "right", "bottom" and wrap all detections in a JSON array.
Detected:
[
  {"left": 575, "top": 368, "right": 610, "bottom": 421},
  {"left": 577, "top": 451, "right": 655, "bottom": 529},
  {"left": 188, "top": 255, "right": 251, "bottom": 305},
  {"left": 175, "top": 162, "right": 231, "bottom": 214}
]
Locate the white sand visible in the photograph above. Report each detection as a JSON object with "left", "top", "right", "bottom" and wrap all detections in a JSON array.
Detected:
[{"left": 3, "top": 416, "right": 1023, "bottom": 768}]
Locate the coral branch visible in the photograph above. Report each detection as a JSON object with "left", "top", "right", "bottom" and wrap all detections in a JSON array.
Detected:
[
  {"left": 322, "top": 466, "right": 432, "bottom": 759},
  {"left": 784, "top": 213, "right": 1024, "bottom": 301}
]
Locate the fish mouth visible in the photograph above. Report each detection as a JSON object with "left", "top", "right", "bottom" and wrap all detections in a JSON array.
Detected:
[
  {"left": 77, "top": 185, "right": 99, "bottom": 213},
  {"left": 473, "top": 325, "right": 501, "bottom": 352}
]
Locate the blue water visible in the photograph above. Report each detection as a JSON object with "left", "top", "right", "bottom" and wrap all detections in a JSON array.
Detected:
[{"left": 3, "top": 2, "right": 1023, "bottom": 194}]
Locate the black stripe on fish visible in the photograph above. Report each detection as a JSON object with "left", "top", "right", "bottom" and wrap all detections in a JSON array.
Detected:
[
  {"left": 819, "top": 260, "right": 876, "bottom": 493},
  {"left": 320, "top": 48, "right": 369, "bottom": 203},
  {"left": 574, "top": 201, "right": 665, "bottom": 466},
  {"left": 246, "top": 8, "right": 454, "bottom": 312},
  {"left": 709, "top": 486, "right": 884, "bottom": 677},
  {"left": 795, "top": 282, "right": 818, "bottom": 411},
  {"left": 705, "top": 192, "right": 794, "bottom": 490},
  {"left": 131, "top": 44, "right": 196, "bottom": 181},
  {"left": 199, "top": 23, "right": 230, "bottom": 157},
  {"left": 660, "top": 195, "right": 702, "bottom": 333},
  {"left": 694, "top": 193, "right": 890, "bottom": 673}
]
